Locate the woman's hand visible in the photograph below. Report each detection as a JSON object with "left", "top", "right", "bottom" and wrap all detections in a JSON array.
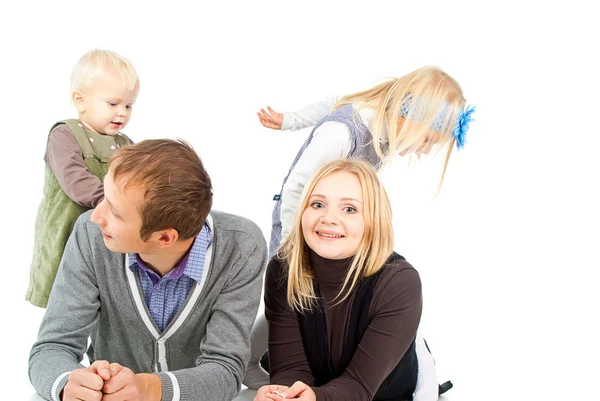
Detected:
[
  {"left": 254, "top": 384, "right": 290, "bottom": 401},
  {"left": 255, "top": 381, "right": 315, "bottom": 401}
]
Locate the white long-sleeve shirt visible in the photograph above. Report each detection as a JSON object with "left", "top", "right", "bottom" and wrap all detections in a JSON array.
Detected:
[
  {"left": 279, "top": 99, "right": 387, "bottom": 241},
  {"left": 281, "top": 96, "right": 337, "bottom": 132}
]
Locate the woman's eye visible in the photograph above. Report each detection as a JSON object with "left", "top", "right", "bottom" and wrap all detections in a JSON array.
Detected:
[
  {"left": 344, "top": 206, "right": 356, "bottom": 213},
  {"left": 311, "top": 201, "right": 323, "bottom": 209}
]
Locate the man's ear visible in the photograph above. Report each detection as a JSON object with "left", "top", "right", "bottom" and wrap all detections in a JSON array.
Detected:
[
  {"left": 157, "top": 228, "right": 179, "bottom": 248},
  {"left": 72, "top": 91, "right": 86, "bottom": 113}
]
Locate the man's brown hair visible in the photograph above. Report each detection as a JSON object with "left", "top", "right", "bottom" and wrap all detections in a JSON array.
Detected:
[{"left": 109, "top": 139, "right": 212, "bottom": 240}]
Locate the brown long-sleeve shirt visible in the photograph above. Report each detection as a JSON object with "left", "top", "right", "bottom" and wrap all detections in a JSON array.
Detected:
[
  {"left": 265, "top": 250, "right": 422, "bottom": 401},
  {"left": 44, "top": 124, "right": 104, "bottom": 208}
]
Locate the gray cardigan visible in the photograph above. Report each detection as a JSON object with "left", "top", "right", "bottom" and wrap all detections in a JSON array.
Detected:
[{"left": 29, "top": 210, "right": 267, "bottom": 401}]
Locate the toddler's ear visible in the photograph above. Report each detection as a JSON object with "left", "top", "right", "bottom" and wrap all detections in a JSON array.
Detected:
[{"left": 72, "top": 91, "right": 86, "bottom": 112}]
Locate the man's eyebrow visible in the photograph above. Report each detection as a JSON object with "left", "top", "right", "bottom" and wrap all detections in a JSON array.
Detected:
[{"left": 105, "top": 197, "right": 122, "bottom": 214}]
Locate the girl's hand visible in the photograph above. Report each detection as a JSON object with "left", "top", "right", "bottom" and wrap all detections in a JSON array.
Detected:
[{"left": 257, "top": 106, "right": 283, "bottom": 130}]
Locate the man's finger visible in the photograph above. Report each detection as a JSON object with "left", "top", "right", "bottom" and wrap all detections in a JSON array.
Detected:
[
  {"left": 109, "top": 362, "right": 124, "bottom": 377},
  {"left": 67, "top": 369, "right": 104, "bottom": 392},
  {"left": 103, "top": 367, "right": 129, "bottom": 394},
  {"left": 89, "top": 360, "right": 111, "bottom": 380},
  {"left": 67, "top": 382, "right": 103, "bottom": 400}
]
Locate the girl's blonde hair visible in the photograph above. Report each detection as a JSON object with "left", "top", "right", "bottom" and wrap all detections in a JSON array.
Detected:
[
  {"left": 335, "top": 66, "right": 466, "bottom": 188},
  {"left": 279, "top": 159, "right": 394, "bottom": 312},
  {"left": 71, "top": 49, "right": 139, "bottom": 93}
]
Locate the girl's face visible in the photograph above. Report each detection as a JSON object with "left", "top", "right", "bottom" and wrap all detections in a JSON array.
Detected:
[
  {"left": 301, "top": 171, "right": 365, "bottom": 260},
  {"left": 396, "top": 116, "right": 443, "bottom": 156}
]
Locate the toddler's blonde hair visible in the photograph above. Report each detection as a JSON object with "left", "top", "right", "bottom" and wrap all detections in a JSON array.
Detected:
[{"left": 71, "top": 49, "right": 139, "bottom": 94}]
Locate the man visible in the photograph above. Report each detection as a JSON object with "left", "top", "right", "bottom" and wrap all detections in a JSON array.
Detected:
[{"left": 29, "top": 139, "right": 267, "bottom": 401}]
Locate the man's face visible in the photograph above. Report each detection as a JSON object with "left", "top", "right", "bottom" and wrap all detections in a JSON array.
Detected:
[{"left": 91, "top": 171, "right": 154, "bottom": 254}]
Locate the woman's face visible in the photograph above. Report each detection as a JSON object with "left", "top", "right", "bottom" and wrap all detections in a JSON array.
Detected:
[{"left": 301, "top": 171, "right": 365, "bottom": 260}]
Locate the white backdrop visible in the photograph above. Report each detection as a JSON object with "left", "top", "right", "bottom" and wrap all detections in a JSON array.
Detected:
[{"left": 0, "top": 1, "right": 598, "bottom": 399}]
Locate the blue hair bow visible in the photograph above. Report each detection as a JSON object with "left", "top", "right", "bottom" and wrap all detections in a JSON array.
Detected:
[
  {"left": 452, "top": 105, "right": 476, "bottom": 150},
  {"left": 400, "top": 96, "right": 476, "bottom": 150}
]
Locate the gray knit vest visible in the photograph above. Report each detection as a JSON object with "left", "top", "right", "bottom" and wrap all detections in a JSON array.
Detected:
[{"left": 269, "top": 105, "right": 386, "bottom": 258}]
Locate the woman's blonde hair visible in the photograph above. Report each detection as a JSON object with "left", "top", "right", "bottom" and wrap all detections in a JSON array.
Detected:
[
  {"left": 335, "top": 66, "right": 466, "bottom": 188},
  {"left": 279, "top": 159, "right": 394, "bottom": 312},
  {"left": 71, "top": 49, "right": 139, "bottom": 94}
]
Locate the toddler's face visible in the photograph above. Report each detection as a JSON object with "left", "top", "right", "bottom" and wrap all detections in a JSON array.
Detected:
[{"left": 77, "top": 71, "right": 139, "bottom": 136}]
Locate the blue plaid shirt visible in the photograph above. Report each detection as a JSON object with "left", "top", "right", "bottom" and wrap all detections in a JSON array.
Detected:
[{"left": 128, "top": 224, "right": 212, "bottom": 332}]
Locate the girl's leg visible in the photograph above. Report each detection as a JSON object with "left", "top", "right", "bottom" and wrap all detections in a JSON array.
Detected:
[{"left": 413, "top": 331, "right": 440, "bottom": 401}]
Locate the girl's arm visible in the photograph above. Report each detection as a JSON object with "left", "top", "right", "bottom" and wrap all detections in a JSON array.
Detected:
[
  {"left": 281, "top": 96, "right": 337, "bottom": 132},
  {"left": 280, "top": 122, "right": 351, "bottom": 240},
  {"left": 258, "top": 97, "right": 338, "bottom": 131}
]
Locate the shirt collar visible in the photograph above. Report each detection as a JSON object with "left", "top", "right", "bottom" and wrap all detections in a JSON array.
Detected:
[{"left": 128, "top": 221, "right": 212, "bottom": 283}]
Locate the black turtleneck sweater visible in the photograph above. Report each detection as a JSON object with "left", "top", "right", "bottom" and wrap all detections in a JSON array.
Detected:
[{"left": 264, "top": 249, "right": 422, "bottom": 401}]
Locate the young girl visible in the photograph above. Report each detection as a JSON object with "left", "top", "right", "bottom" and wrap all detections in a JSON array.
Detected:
[
  {"left": 245, "top": 66, "right": 474, "bottom": 399},
  {"left": 259, "top": 66, "right": 474, "bottom": 258},
  {"left": 254, "top": 159, "right": 450, "bottom": 401}
]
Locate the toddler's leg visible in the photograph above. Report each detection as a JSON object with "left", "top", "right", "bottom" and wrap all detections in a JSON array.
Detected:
[
  {"left": 242, "top": 313, "right": 270, "bottom": 389},
  {"left": 413, "top": 331, "right": 440, "bottom": 401}
]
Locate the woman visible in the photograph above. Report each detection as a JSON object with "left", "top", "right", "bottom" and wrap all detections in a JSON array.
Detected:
[{"left": 255, "top": 159, "right": 449, "bottom": 401}]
